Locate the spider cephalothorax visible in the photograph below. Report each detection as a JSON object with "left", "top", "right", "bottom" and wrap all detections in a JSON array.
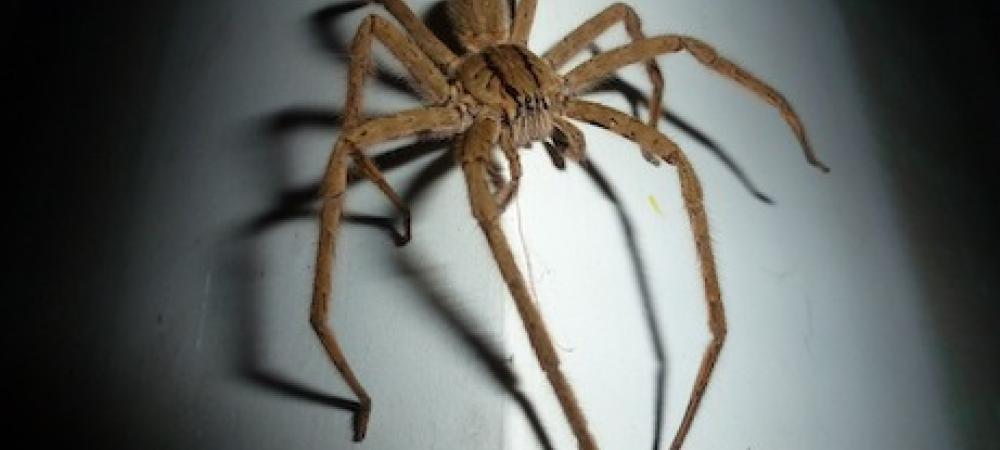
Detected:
[
  {"left": 309, "top": 1, "right": 827, "bottom": 449},
  {"left": 455, "top": 43, "right": 565, "bottom": 148}
]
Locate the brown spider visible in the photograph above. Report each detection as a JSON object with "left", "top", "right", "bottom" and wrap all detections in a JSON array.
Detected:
[{"left": 310, "top": 1, "right": 828, "bottom": 449}]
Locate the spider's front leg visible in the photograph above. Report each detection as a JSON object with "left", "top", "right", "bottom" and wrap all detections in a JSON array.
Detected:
[
  {"left": 546, "top": 3, "right": 665, "bottom": 163},
  {"left": 312, "top": 12, "right": 461, "bottom": 441},
  {"left": 565, "top": 35, "right": 829, "bottom": 172},
  {"left": 339, "top": 13, "right": 454, "bottom": 243},
  {"left": 459, "top": 118, "right": 599, "bottom": 450},
  {"left": 314, "top": 107, "right": 465, "bottom": 441}
]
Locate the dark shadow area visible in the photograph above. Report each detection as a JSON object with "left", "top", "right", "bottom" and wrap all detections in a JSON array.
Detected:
[
  {"left": 833, "top": 1, "right": 999, "bottom": 448},
  {"left": 423, "top": 0, "right": 467, "bottom": 55},
  {"left": 11, "top": 1, "right": 184, "bottom": 448}
]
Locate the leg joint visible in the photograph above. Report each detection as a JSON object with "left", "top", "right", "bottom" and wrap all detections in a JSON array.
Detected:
[{"left": 309, "top": 313, "right": 327, "bottom": 333}]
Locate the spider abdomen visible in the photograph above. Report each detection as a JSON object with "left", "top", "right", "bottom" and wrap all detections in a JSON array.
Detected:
[{"left": 456, "top": 44, "right": 563, "bottom": 147}]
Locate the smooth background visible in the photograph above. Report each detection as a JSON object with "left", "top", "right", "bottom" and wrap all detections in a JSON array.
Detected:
[{"left": 12, "top": 0, "right": 997, "bottom": 449}]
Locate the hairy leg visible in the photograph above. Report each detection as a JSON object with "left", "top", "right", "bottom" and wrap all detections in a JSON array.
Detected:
[
  {"left": 449, "top": 0, "right": 515, "bottom": 53},
  {"left": 565, "top": 35, "right": 829, "bottom": 172},
  {"left": 666, "top": 150, "right": 727, "bottom": 450},
  {"left": 509, "top": 0, "right": 537, "bottom": 45},
  {"left": 350, "top": 153, "right": 412, "bottom": 245},
  {"left": 460, "top": 118, "right": 598, "bottom": 450},
  {"left": 369, "top": 0, "right": 458, "bottom": 70},
  {"left": 493, "top": 132, "right": 522, "bottom": 211},
  {"left": 564, "top": 100, "right": 681, "bottom": 160},
  {"left": 545, "top": 3, "right": 665, "bottom": 134},
  {"left": 346, "top": 13, "right": 451, "bottom": 112},
  {"left": 336, "top": 14, "right": 455, "bottom": 245},
  {"left": 314, "top": 107, "right": 466, "bottom": 441},
  {"left": 552, "top": 116, "right": 587, "bottom": 163},
  {"left": 312, "top": 17, "right": 458, "bottom": 418},
  {"left": 312, "top": 150, "right": 368, "bottom": 440},
  {"left": 563, "top": 100, "right": 726, "bottom": 449}
]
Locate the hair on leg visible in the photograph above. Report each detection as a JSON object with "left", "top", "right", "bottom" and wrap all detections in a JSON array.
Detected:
[
  {"left": 369, "top": 0, "right": 459, "bottom": 69},
  {"left": 313, "top": 106, "right": 465, "bottom": 441},
  {"left": 666, "top": 150, "right": 728, "bottom": 450},
  {"left": 552, "top": 116, "right": 587, "bottom": 163},
  {"left": 545, "top": 3, "right": 665, "bottom": 132},
  {"left": 460, "top": 118, "right": 599, "bottom": 450},
  {"left": 509, "top": 0, "right": 537, "bottom": 45},
  {"left": 563, "top": 99, "right": 730, "bottom": 449}
]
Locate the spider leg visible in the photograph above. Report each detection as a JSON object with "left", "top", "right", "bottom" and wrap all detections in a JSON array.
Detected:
[
  {"left": 448, "top": 0, "right": 512, "bottom": 52},
  {"left": 314, "top": 107, "right": 466, "bottom": 442},
  {"left": 459, "top": 118, "right": 598, "bottom": 450},
  {"left": 346, "top": 14, "right": 451, "bottom": 111},
  {"left": 510, "top": 0, "right": 538, "bottom": 45},
  {"left": 564, "top": 100, "right": 725, "bottom": 450},
  {"left": 350, "top": 153, "right": 412, "bottom": 245},
  {"left": 368, "top": 0, "right": 458, "bottom": 70},
  {"left": 545, "top": 3, "right": 665, "bottom": 145},
  {"left": 552, "top": 116, "right": 587, "bottom": 163},
  {"left": 565, "top": 35, "right": 829, "bottom": 172},
  {"left": 337, "top": 14, "right": 454, "bottom": 245},
  {"left": 666, "top": 151, "right": 726, "bottom": 450},
  {"left": 564, "top": 100, "right": 681, "bottom": 160},
  {"left": 493, "top": 132, "right": 522, "bottom": 211}
]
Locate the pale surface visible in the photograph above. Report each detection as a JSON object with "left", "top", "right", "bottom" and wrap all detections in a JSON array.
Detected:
[{"left": 65, "top": 0, "right": 963, "bottom": 449}]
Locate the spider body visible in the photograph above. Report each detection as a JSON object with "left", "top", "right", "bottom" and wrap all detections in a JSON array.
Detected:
[
  {"left": 309, "top": 1, "right": 827, "bottom": 449},
  {"left": 454, "top": 44, "right": 563, "bottom": 148}
]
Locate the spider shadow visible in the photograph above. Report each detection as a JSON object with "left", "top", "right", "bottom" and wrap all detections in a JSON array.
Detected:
[{"left": 243, "top": 2, "right": 774, "bottom": 449}]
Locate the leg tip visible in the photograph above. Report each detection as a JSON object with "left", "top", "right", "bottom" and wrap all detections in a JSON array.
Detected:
[
  {"left": 393, "top": 215, "right": 412, "bottom": 247},
  {"left": 352, "top": 407, "right": 371, "bottom": 441},
  {"left": 808, "top": 156, "right": 831, "bottom": 173}
]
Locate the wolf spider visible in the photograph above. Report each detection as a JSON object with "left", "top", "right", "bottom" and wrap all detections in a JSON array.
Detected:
[{"left": 310, "top": 0, "right": 828, "bottom": 449}]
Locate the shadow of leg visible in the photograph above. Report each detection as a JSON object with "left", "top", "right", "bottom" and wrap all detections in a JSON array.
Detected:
[
  {"left": 589, "top": 73, "right": 775, "bottom": 205},
  {"left": 580, "top": 160, "right": 669, "bottom": 450}
]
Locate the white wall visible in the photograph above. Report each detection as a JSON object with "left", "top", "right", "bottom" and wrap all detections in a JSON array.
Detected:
[{"left": 19, "top": 0, "right": 986, "bottom": 449}]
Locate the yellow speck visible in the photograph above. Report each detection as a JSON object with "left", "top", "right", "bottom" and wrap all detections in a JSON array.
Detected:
[{"left": 648, "top": 195, "right": 663, "bottom": 216}]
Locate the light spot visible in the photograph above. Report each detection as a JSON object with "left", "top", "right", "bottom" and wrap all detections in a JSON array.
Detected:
[{"left": 648, "top": 195, "right": 663, "bottom": 216}]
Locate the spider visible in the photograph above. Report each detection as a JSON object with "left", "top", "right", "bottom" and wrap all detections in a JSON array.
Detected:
[{"left": 309, "top": 1, "right": 828, "bottom": 449}]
